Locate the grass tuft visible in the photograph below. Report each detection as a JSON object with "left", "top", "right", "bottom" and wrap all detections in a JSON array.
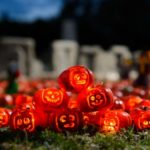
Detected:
[{"left": 1, "top": 128, "right": 150, "bottom": 150}]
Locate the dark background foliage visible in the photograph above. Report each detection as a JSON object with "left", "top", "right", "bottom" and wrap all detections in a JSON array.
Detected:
[{"left": 0, "top": 0, "right": 150, "bottom": 60}]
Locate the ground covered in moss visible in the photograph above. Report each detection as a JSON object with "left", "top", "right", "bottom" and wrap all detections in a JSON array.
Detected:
[{"left": 0, "top": 128, "right": 150, "bottom": 150}]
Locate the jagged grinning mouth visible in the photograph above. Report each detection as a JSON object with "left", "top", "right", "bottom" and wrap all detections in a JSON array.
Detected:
[
  {"left": 64, "top": 123, "right": 75, "bottom": 128},
  {"left": 76, "top": 80, "right": 86, "bottom": 85},
  {"left": 42, "top": 90, "right": 63, "bottom": 105},
  {"left": 102, "top": 126, "right": 116, "bottom": 132},
  {"left": 44, "top": 96, "right": 61, "bottom": 103}
]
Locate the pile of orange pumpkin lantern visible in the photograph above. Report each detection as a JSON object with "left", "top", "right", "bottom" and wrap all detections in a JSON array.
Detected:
[{"left": 0, "top": 65, "right": 150, "bottom": 134}]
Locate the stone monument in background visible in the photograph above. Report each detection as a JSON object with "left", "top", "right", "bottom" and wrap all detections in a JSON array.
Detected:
[
  {"left": 0, "top": 37, "right": 46, "bottom": 78},
  {"left": 52, "top": 40, "right": 79, "bottom": 77}
]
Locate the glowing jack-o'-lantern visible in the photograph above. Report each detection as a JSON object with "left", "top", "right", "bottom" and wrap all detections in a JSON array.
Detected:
[
  {"left": 10, "top": 109, "right": 48, "bottom": 132},
  {"left": 77, "top": 85, "right": 114, "bottom": 112},
  {"left": 97, "top": 110, "right": 132, "bottom": 134},
  {"left": 0, "top": 108, "right": 11, "bottom": 128},
  {"left": 101, "top": 117, "right": 119, "bottom": 133},
  {"left": 58, "top": 66, "right": 94, "bottom": 93},
  {"left": 122, "top": 95, "right": 143, "bottom": 112},
  {"left": 138, "top": 113, "right": 150, "bottom": 129},
  {"left": 34, "top": 88, "right": 68, "bottom": 112},
  {"left": 131, "top": 107, "right": 150, "bottom": 130},
  {"left": 49, "top": 109, "right": 83, "bottom": 132}
]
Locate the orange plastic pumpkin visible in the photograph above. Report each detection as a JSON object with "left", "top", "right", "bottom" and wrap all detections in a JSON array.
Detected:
[
  {"left": 58, "top": 66, "right": 94, "bottom": 93},
  {"left": 10, "top": 109, "right": 48, "bottom": 132},
  {"left": 34, "top": 88, "right": 68, "bottom": 112},
  {"left": 77, "top": 85, "right": 114, "bottom": 112},
  {"left": 0, "top": 108, "right": 11, "bottom": 128},
  {"left": 49, "top": 109, "right": 83, "bottom": 132}
]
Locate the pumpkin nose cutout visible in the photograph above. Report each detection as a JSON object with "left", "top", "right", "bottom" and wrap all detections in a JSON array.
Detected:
[
  {"left": 69, "top": 115, "right": 75, "bottom": 121},
  {"left": 23, "top": 118, "right": 30, "bottom": 125},
  {"left": 17, "top": 119, "right": 22, "bottom": 126},
  {"left": 51, "top": 95, "right": 55, "bottom": 99},
  {"left": 60, "top": 115, "right": 67, "bottom": 123}
]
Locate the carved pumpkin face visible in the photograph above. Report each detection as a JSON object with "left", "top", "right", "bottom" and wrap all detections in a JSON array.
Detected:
[
  {"left": 101, "top": 117, "right": 119, "bottom": 133},
  {"left": 131, "top": 107, "right": 150, "bottom": 130},
  {"left": 99, "top": 111, "right": 120, "bottom": 134},
  {"left": 34, "top": 88, "right": 68, "bottom": 112},
  {"left": 49, "top": 109, "right": 83, "bottom": 132},
  {"left": 0, "top": 108, "right": 10, "bottom": 127},
  {"left": 10, "top": 108, "right": 49, "bottom": 132},
  {"left": 57, "top": 113, "right": 77, "bottom": 130},
  {"left": 138, "top": 113, "right": 150, "bottom": 129},
  {"left": 87, "top": 89, "right": 104, "bottom": 109},
  {"left": 98, "top": 110, "right": 132, "bottom": 134},
  {"left": 11, "top": 110, "right": 35, "bottom": 132},
  {"left": 42, "top": 89, "right": 63, "bottom": 106},
  {"left": 70, "top": 67, "right": 90, "bottom": 89},
  {"left": 78, "top": 85, "right": 114, "bottom": 112},
  {"left": 58, "top": 66, "right": 94, "bottom": 92}
]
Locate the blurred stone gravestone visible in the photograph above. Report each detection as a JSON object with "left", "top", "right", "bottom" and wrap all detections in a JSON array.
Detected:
[
  {"left": 110, "top": 45, "right": 132, "bottom": 59},
  {"left": 0, "top": 37, "right": 45, "bottom": 78},
  {"left": 110, "top": 45, "right": 132, "bottom": 79},
  {"left": 78, "top": 45, "right": 102, "bottom": 70},
  {"left": 93, "top": 49, "right": 120, "bottom": 81},
  {"left": 52, "top": 40, "right": 79, "bottom": 76}
]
